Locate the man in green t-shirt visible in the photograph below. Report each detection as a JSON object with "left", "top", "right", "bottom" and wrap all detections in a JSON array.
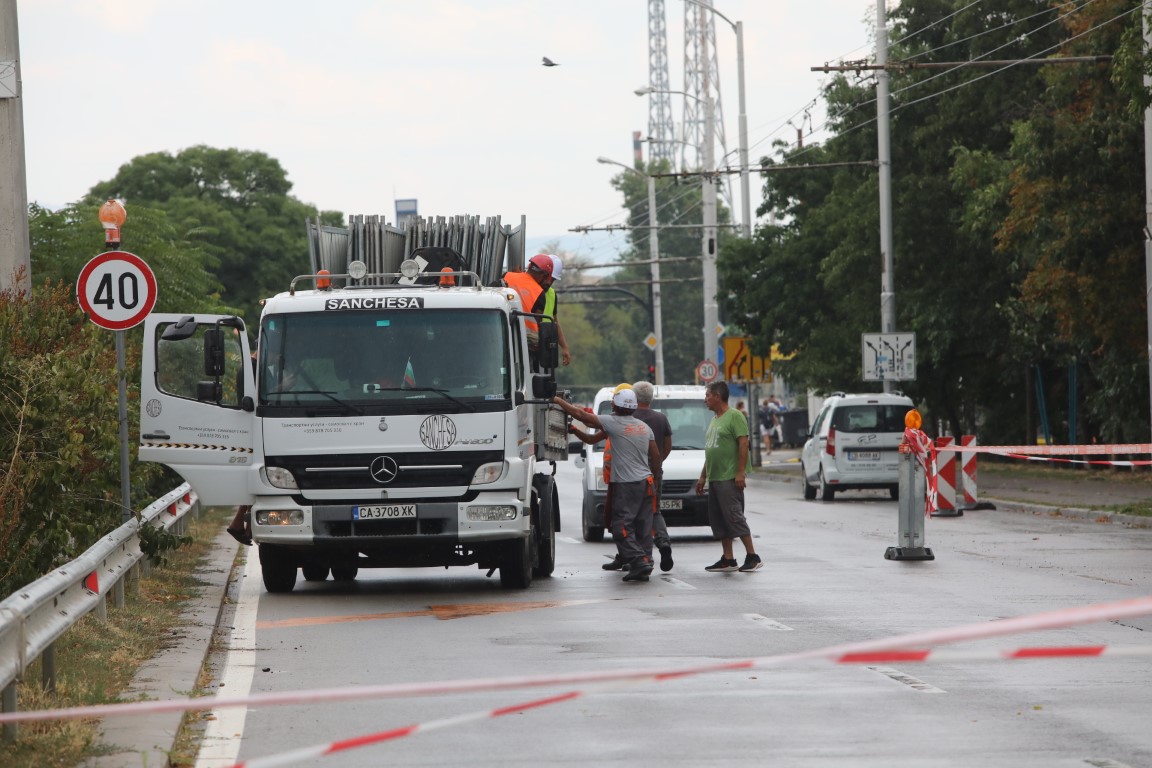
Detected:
[{"left": 695, "top": 381, "right": 762, "bottom": 573}]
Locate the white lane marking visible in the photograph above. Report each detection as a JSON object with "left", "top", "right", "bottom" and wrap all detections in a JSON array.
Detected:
[
  {"left": 866, "top": 665, "right": 946, "bottom": 693},
  {"left": 658, "top": 575, "right": 697, "bottom": 589},
  {"left": 743, "top": 613, "right": 794, "bottom": 630},
  {"left": 1084, "top": 759, "right": 1136, "bottom": 768},
  {"left": 195, "top": 551, "right": 261, "bottom": 767},
  {"left": 557, "top": 536, "right": 582, "bottom": 545}
]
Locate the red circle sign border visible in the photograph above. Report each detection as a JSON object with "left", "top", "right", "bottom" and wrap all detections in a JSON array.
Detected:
[
  {"left": 697, "top": 359, "right": 719, "bottom": 383},
  {"left": 76, "top": 250, "right": 158, "bottom": 331}
]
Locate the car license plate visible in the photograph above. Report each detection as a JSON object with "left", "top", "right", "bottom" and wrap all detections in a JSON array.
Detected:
[
  {"left": 659, "top": 499, "right": 683, "bottom": 511},
  {"left": 354, "top": 504, "right": 416, "bottom": 520},
  {"left": 848, "top": 451, "right": 880, "bottom": 461}
]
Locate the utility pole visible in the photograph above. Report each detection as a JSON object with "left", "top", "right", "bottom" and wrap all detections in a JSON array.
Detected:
[
  {"left": 702, "top": 76, "right": 720, "bottom": 370},
  {"left": 876, "top": 0, "right": 896, "bottom": 394},
  {"left": 1144, "top": 0, "right": 1152, "bottom": 441},
  {"left": 0, "top": 0, "right": 30, "bottom": 293}
]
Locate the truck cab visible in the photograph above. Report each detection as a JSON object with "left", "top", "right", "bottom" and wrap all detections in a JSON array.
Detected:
[{"left": 139, "top": 256, "right": 566, "bottom": 592}]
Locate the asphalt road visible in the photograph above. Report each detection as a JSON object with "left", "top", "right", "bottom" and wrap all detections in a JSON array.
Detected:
[{"left": 81, "top": 455, "right": 1152, "bottom": 768}]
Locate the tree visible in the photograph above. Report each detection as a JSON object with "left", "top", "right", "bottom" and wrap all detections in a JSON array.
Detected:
[
  {"left": 86, "top": 146, "right": 343, "bottom": 321},
  {"left": 718, "top": 0, "right": 1146, "bottom": 443}
]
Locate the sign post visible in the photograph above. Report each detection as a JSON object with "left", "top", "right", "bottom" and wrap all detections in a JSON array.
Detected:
[{"left": 77, "top": 250, "right": 157, "bottom": 522}]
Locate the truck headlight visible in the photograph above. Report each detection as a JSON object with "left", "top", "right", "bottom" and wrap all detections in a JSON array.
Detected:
[
  {"left": 265, "top": 466, "right": 298, "bottom": 490},
  {"left": 255, "top": 509, "right": 305, "bottom": 525},
  {"left": 466, "top": 505, "right": 519, "bottom": 521},
  {"left": 471, "top": 462, "right": 505, "bottom": 485}
]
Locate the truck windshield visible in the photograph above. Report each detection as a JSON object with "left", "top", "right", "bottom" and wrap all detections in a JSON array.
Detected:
[{"left": 257, "top": 309, "right": 511, "bottom": 412}]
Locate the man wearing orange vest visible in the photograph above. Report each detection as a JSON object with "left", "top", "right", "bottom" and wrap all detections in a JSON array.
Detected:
[{"left": 502, "top": 254, "right": 553, "bottom": 351}]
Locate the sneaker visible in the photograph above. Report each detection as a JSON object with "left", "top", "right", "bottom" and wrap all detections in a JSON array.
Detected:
[
  {"left": 601, "top": 557, "right": 626, "bottom": 571},
  {"left": 626, "top": 561, "right": 654, "bottom": 580},
  {"left": 704, "top": 558, "right": 739, "bottom": 572},
  {"left": 739, "top": 554, "right": 763, "bottom": 572},
  {"left": 658, "top": 545, "right": 674, "bottom": 572}
]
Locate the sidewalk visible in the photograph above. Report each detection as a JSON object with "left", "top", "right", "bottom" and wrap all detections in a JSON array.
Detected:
[{"left": 754, "top": 446, "right": 1152, "bottom": 529}]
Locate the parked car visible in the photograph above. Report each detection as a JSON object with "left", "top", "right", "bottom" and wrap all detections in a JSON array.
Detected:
[
  {"left": 574, "top": 385, "right": 711, "bottom": 542},
  {"left": 800, "top": 391, "right": 915, "bottom": 501}
]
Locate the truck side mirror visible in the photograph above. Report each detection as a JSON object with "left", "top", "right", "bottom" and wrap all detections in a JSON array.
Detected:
[
  {"left": 532, "top": 377, "right": 557, "bottom": 400},
  {"left": 161, "top": 316, "right": 198, "bottom": 341},
  {"left": 203, "top": 329, "right": 225, "bottom": 376},
  {"left": 537, "top": 323, "right": 559, "bottom": 370}
]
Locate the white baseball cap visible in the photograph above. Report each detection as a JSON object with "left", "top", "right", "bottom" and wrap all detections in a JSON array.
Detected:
[
  {"left": 548, "top": 254, "right": 563, "bottom": 281},
  {"left": 612, "top": 389, "right": 638, "bottom": 409}
]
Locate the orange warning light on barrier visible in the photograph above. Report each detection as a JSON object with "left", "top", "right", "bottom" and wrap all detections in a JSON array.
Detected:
[
  {"left": 316, "top": 269, "right": 331, "bottom": 290},
  {"left": 905, "top": 409, "right": 922, "bottom": 430}
]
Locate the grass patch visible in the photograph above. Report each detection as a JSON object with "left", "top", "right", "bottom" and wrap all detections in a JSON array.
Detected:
[
  {"left": 980, "top": 457, "right": 1152, "bottom": 486},
  {"left": 1105, "top": 501, "right": 1152, "bottom": 518},
  {"left": 0, "top": 506, "right": 233, "bottom": 768}
]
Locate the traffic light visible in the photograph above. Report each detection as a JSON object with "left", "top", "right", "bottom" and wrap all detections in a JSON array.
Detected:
[{"left": 647, "top": 365, "right": 656, "bottom": 383}]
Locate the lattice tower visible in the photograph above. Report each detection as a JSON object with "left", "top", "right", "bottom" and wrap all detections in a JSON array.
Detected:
[
  {"left": 682, "top": 0, "right": 730, "bottom": 205},
  {"left": 646, "top": 0, "right": 677, "bottom": 168}
]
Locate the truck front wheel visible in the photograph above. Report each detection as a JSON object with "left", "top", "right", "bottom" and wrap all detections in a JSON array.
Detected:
[
  {"left": 499, "top": 536, "right": 533, "bottom": 589},
  {"left": 259, "top": 544, "right": 297, "bottom": 593}
]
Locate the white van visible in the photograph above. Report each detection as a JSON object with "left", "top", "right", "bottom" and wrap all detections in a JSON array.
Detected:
[
  {"left": 800, "top": 391, "right": 915, "bottom": 501},
  {"left": 574, "top": 385, "right": 711, "bottom": 542}
]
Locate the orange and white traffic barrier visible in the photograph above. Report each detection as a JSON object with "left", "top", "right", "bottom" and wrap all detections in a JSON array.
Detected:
[
  {"left": 931, "top": 436, "right": 961, "bottom": 517},
  {"left": 957, "top": 435, "right": 978, "bottom": 506}
]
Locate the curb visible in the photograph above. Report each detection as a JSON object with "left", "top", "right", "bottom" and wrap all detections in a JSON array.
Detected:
[{"left": 83, "top": 530, "right": 244, "bottom": 767}]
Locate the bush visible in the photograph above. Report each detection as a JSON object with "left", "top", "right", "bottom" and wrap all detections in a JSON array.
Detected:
[{"left": 0, "top": 282, "right": 174, "bottom": 595}]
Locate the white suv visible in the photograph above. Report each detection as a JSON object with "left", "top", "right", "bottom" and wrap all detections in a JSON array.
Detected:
[
  {"left": 800, "top": 392, "right": 914, "bottom": 501},
  {"left": 574, "top": 385, "right": 711, "bottom": 542}
]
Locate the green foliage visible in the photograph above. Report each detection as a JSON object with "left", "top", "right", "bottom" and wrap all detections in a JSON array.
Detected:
[
  {"left": 85, "top": 145, "right": 344, "bottom": 322},
  {"left": 0, "top": 286, "right": 115, "bottom": 592},
  {"left": 30, "top": 202, "right": 230, "bottom": 315},
  {"left": 716, "top": 0, "right": 1150, "bottom": 444},
  {"left": 137, "top": 522, "right": 193, "bottom": 568}
]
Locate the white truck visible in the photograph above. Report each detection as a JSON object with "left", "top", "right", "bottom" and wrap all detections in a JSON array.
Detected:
[{"left": 138, "top": 216, "right": 567, "bottom": 592}]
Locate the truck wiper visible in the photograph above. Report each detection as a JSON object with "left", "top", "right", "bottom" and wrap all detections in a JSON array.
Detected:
[
  {"left": 395, "top": 387, "right": 475, "bottom": 412},
  {"left": 268, "top": 389, "right": 364, "bottom": 415}
]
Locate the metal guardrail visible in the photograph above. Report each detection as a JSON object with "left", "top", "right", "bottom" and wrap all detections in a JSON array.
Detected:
[{"left": 0, "top": 484, "right": 200, "bottom": 740}]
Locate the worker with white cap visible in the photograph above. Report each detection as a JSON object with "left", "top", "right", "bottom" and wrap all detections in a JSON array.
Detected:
[{"left": 553, "top": 388, "right": 660, "bottom": 582}]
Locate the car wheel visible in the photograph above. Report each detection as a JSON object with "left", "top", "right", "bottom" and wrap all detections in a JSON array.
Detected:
[
  {"left": 581, "top": 494, "right": 605, "bottom": 542},
  {"left": 818, "top": 469, "right": 835, "bottom": 502},
  {"left": 259, "top": 544, "right": 297, "bottom": 593},
  {"left": 802, "top": 471, "right": 817, "bottom": 501},
  {"left": 532, "top": 478, "right": 557, "bottom": 577},
  {"left": 301, "top": 565, "right": 329, "bottom": 582},
  {"left": 331, "top": 565, "right": 358, "bottom": 582},
  {"left": 500, "top": 536, "right": 533, "bottom": 589}
]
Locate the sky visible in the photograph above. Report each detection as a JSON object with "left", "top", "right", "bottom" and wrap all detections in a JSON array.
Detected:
[{"left": 18, "top": 0, "right": 881, "bottom": 262}]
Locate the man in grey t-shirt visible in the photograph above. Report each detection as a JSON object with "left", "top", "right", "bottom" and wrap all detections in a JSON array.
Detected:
[{"left": 553, "top": 390, "right": 661, "bottom": 582}]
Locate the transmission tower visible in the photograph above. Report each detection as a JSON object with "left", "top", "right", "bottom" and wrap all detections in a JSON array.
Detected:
[
  {"left": 645, "top": 0, "right": 677, "bottom": 168},
  {"left": 681, "top": 0, "right": 728, "bottom": 178}
]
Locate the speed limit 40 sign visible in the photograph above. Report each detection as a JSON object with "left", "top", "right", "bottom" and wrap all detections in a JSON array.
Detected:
[{"left": 76, "top": 251, "right": 157, "bottom": 330}]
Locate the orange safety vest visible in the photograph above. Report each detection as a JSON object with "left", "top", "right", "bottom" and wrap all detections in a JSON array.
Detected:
[{"left": 503, "top": 271, "right": 545, "bottom": 332}]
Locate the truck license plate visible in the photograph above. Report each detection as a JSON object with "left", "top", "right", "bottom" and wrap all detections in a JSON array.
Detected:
[
  {"left": 659, "top": 499, "right": 683, "bottom": 511},
  {"left": 354, "top": 504, "right": 417, "bottom": 520},
  {"left": 848, "top": 451, "right": 880, "bottom": 461}
]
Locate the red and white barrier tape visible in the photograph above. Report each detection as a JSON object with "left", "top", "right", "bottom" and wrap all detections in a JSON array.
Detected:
[
  {"left": 3, "top": 596, "right": 1148, "bottom": 727},
  {"left": 1004, "top": 453, "right": 1152, "bottom": 468},
  {"left": 232, "top": 597, "right": 1152, "bottom": 768},
  {"left": 950, "top": 443, "right": 1152, "bottom": 456}
]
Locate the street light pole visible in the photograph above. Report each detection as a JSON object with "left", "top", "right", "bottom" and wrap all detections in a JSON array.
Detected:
[
  {"left": 597, "top": 157, "right": 666, "bottom": 385},
  {"left": 702, "top": 93, "right": 719, "bottom": 369}
]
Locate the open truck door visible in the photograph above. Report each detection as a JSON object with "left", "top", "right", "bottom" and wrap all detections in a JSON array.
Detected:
[{"left": 139, "top": 313, "right": 260, "bottom": 506}]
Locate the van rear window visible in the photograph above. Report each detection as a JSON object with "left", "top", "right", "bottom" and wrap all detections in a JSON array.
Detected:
[{"left": 831, "top": 405, "right": 907, "bottom": 433}]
